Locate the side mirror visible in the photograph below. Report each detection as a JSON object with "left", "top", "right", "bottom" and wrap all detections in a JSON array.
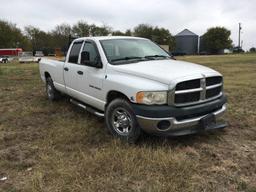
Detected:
[
  {"left": 81, "top": 51, "right": 102, "bottom": 68},
  {"left": 171, "top": 55, "right": 176, "bottom": 60},
  {"left": 167, "top": 51, "right": 176, "bottom": 60},
  {"left": 94, "top": 56, "right": 102, "bottom": 68},
  {"left": 81, "top": 51, "right": 90, "bottom": 65},
  {"left": 164, "top": 50, "right": 176, "bottom": 60}
]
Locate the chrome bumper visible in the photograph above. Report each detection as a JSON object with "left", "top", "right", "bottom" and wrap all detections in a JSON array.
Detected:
[{"left": 136, "top": 104, "right": 227, "bottom": 135}]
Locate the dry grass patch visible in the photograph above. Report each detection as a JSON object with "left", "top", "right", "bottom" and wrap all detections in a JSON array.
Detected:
[{"left": 0, "top": 55, "right": 256, "bottom": 191}]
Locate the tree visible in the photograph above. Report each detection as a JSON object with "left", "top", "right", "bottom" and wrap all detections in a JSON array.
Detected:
[
  {"left": 112, "top": 29, "right": 132, "bottom": 36},
  {"left": 134, "top": 24, "right": 153, "bottom": 39},
  {"left": 1, "top": 19, "right": 178, "bottom": 53},
  {"left": 89, "top": 24, "right": 111, "bottom": 36},
  {"left": 133, "top": 24, "right": 175, "bottom": 50},
  {"left": 201, "top": 27, "right": 232, "bottom": 54},
  {"left": 72, "top": 21, "right": 90, "bottom": 37},
  {"left": 53, "top": 23, "right": 72, "bottom": 37},
  {"left": 72, "top": 21, "right": 111, "bottom": 37},
  {"left": 249, "top": 47, "right": 256, "bottom": 52},
  {"left": 112, "top": 30, "right": 126, "bottom": 36},
  {"left": 125, "top": 29, "right": 132, "bottom": 36},
  {"left": 0, "top": 20, "right": 31, "bottom": 50},
  {"left": 24, "top": 26, "right": 47, "bottom": 50},
  {"left": 51, "top": 24, "right": 72, "bottom": 53}
]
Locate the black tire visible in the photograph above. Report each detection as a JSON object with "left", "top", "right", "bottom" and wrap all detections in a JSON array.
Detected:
[
  {"left": 46, "top": 77, "right": 61, "bottom": 101},
  {"left": 105, "top": 98, "right": 141, "bottom": 143}
]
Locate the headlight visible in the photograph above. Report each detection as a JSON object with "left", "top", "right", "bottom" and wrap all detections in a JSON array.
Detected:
[{"left": 136, "top": 91, "right": 167, "bottom": 105}]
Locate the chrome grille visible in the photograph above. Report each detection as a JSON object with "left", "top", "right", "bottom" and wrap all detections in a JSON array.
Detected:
[{"left": 170, "top": 76, "right": 223, "bottom": 106}]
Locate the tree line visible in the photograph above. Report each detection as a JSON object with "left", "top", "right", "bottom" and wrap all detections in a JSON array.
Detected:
[
  {"left": 0, "top": 19, "right": 238, "bottom": 55},
  {"left": 0, "top": 20, "right": 176, "bottom": 55}
]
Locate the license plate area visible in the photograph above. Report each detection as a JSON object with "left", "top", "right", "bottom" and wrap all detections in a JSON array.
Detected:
[{"left": 200, "top": 113, "right": 216, "bottom": 129}]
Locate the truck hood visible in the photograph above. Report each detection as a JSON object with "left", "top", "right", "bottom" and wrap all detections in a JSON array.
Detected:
[{"left": 112, "top": 59, "right": 221, "bottom": 85}]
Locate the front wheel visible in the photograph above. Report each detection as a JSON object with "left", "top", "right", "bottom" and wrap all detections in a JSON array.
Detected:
[{"left": 105, "top": 99, "right": 141, "bottom": 143}]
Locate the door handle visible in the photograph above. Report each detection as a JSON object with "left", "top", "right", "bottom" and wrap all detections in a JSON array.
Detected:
[
  {"left": 64, "top": 67, "right": 69, "bottom": 71},
  {"left": 77, "top": 71, "right": 83, "bottom": 75}
]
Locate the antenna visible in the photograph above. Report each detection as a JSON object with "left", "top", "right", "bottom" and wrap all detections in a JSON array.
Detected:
[{"left": 238, "top": 23, "right": 242, "bottom": 48}]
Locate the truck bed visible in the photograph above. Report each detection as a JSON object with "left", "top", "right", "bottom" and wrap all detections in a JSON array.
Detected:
[{"left": 39, "top": 58, "right": 66, "bottom": 92}]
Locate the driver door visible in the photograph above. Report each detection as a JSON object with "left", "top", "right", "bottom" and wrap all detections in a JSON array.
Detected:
[{"left": 80, "top": 41, "right": 105, "bottom": 109}]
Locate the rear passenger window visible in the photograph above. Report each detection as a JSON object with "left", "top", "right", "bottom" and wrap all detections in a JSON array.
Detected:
[{"left": 68, "top": 42, "right": 83, "bottom": 64}]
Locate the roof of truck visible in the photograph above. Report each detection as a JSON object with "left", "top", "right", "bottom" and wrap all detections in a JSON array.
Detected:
[{"left": 75, "top": 36, "right": 146, "bottom": 41}]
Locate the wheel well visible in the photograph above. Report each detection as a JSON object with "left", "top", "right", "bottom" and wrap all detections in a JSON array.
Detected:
[
  {"left": 106, "top": 91, "right": 130, "bottom": 104},
  {"left": 44, "top": 72, "right": 51, "bottom": 79}
]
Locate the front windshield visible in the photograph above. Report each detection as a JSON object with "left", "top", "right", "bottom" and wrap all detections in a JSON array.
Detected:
[{"left": 100, "top": 39, "right": 170, "bottom": 64}]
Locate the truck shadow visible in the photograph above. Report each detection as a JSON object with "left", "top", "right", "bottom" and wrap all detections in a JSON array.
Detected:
[{"left": 137, "top": 129, "right": 226, "bottom": 148}]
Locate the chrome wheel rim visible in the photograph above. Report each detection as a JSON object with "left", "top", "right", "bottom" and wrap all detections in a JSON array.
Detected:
[{"left": 111, "top": 108, "right": 132, "bottom": 136}]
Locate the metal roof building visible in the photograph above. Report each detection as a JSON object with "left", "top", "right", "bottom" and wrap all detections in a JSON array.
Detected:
[{"left": 174, "top": 29, "right": 199, "bottom": 55}]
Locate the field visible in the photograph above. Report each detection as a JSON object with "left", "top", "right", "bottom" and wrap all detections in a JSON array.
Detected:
[{"left": 0, "top": 54, "right": 256, "bottom": 192}]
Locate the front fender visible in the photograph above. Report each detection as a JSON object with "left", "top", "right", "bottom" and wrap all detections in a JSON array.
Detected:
[{"left": 104, "top": 69, "right": 169, "bottom": 103}]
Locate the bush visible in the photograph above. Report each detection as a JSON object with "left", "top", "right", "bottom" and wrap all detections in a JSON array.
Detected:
[{"left": 249, "top": 47, "right": 256, "bottom": 52}]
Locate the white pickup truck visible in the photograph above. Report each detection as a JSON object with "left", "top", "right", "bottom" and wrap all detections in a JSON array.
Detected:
[
  {"left": 19, "top": 51, "right": 42, "bottom": 63},
  {"left": 39, "top": 36, "right": 227, "bottom": 143}
]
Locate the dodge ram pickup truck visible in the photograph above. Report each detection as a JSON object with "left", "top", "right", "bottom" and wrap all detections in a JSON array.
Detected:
[{"left": 39, "top": 36, "right": 227, "bottom": 143}]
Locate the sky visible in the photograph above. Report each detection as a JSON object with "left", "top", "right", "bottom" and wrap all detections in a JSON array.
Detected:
[{"left": 0, "top": 0, "right": 255, "bottom": 50}]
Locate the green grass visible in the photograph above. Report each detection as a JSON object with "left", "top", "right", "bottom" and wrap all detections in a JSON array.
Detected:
[{"left": 0, "top": 55, "right": 256, "bottom": 191}]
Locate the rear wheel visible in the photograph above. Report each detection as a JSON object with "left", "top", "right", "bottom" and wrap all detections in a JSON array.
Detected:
[
  {"left": 105, "top": 98, "right": 141, "bottom": 143},
  {"left": 46, "top": 77, "right": 61, "bottom": 101}
]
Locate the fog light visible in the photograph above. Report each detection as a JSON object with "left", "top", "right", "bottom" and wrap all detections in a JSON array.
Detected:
[{"left": 157, "top": 120, "right": 171, "bottom": 130}]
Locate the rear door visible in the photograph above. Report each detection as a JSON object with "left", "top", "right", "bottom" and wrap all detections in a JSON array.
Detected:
[{"left": 63, "top": 41, "right": 87, "bottom": 100}]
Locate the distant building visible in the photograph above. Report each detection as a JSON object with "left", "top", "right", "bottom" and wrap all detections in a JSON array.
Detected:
[
  {"left": 199, "top": 35, "right": 206, "bottom": 54},
  {"left": 174, "top": 29, "right": 199, "bottom": 55}
]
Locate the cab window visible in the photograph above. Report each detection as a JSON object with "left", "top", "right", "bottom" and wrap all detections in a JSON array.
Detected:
[
  {"left": 68, "top": 41, "right": 83, "bottom": 64},
  {"left": 81, "top": 42, "right": 100, "bottom": 67}
]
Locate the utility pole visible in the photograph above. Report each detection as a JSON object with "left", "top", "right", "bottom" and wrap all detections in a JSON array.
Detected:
[{"left": 238, "top": 23, "right": 242, "bottom": 48}]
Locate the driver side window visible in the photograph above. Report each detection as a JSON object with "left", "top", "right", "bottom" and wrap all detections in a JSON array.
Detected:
[{"left": 81, "top": 42, "right": 98, "bottom": 66}]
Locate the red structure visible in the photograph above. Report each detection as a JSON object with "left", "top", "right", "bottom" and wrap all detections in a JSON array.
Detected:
[{"left": 0, "top": 48, "right": 22, "bottom": 56}]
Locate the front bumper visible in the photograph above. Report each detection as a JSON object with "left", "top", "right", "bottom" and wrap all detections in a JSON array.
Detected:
[{"left": 132, "top": 95, "right": 227, "bottom": 136}]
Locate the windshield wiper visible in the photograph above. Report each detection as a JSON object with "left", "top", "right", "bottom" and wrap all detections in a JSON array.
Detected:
[
  {"left": 144, "top": 55, "right": 170, "bottom": 60},
  {"left": 111, "top": 56, "right": 144, "bottom": 62}
]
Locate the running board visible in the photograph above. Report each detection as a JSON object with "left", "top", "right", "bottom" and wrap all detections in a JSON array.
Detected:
[{"left": 70, "top": 98, "right": 104, "bottom": 117}]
